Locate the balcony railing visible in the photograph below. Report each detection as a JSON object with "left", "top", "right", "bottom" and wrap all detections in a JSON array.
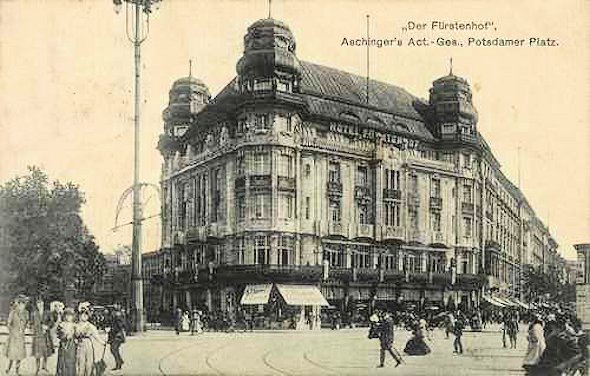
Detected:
[
  {"left": 327, "top": 181, "right": 342, "bottom": 197},
  {"left": 382, "top": 226, "right": 404, "bottom": 240},
  {"left": 216, "top": 264, "right": 323, "bottom": 282},
  {"left": 328, "top": 221, "right": 347, "bottom": 237},
  {"left": 277, "top": 176, "right": 295, "bottom": 191},
  {"left": 430, "top": 197, "right": 443, "bottom": 210},
  {"left": 355, "top": 267, "right": 380, "bottom": 282},
  {"left": 357, "top": 223, "right": 373, "bottom": 237},
  {"left": 355, "top": 185, "right": 371, "bottom": 200},
  {"left": 462, "top": 202, "right": 474, "bottom": 214},
  {"left": 383, "top": 188, "right": 402, "bottom": 200},
  {"left": 250, "top": 174, "right": 272, "bottom": 191}
]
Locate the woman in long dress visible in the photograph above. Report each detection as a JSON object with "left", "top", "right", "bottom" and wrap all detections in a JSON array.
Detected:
[
  {"left": 522, "top": 317, "right": 546, "bottom": 369},
  {"left": 56, "top": 308, "right": 77, "bottom": 376},
  {"left": 403, "top": 319, "right": 432, "bottom": 356},
  {"left": 5, "top": 297, "right": 28, "bottom": 375},
  {"left": 75, "top": 307, "right": 105, "bottom": 376},
  {"left": 32, "top": 298, "right": 55, "bottom": 374}
]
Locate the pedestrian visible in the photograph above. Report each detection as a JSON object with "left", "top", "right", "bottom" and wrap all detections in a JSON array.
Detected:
[
  {"left": 403, "top": 319, "right": 431, "bottom": 356},
  {"left": 174, "top": 308, "right": 182, "bottom": 335},
  {"left": 31, "top": 298, "right": 55, "bottom": 374},
  {"left": 507, "top": 313, "right": 518, "bottom": 349},
  {"left": 181, "top": 311, "right": 190, "bottom": 332},
  {"left": 522, "top": 316, "right": 546, "bottom": 370},
  {"left": 56, "top": 308, "right": 77, "bottom": 376},
  {"left": 75, "top": 303, "right": 105, "bottom": 376},
  {"left": 376, "top": 312, "right": 403, "bottom": 368},
  {"left": 190, "top": 309, "right": 203, "bottom": 335},
  {"left": 445, "top": 312, "right": 455, "bottom": 339},
  {"left": 4, "top": 296, "right": 28, "bottom": 375},
  {"left": 453, "top": 314, "right": 464, "bottom": 354},
  {"left": 108, "top": 309, "right": 126, "bottom": 371}
]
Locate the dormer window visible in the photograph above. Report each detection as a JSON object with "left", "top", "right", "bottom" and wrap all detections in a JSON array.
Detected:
[
  {"left": 254, "top": 78, "right": 273, "bottom": 92},
  {"left": 276, "top": 80, "right": 290, "bottom": 92}
]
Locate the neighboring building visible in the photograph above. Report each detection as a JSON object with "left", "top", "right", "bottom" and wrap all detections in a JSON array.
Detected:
[
  {"left": 93, "top": 249, "right": 131, "bottom": 309},
  {"left": 146, "top": 17, "right": 562, "bottom": 322}
]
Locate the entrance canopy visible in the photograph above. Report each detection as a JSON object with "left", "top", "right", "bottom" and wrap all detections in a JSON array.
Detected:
[
  {"left": 240, "top": 284, "right": 272, "bottom": 305},
  {"left": 276, "top": 284, "right": 329, "bottom": 306}
]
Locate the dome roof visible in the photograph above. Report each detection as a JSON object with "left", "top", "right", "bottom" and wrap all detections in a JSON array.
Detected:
[
  {"left": 236, "top": 17, "right": 301, "bottom": 78},
  {"left": 163, "top": 75, "right": 210, "bottom": 123}
]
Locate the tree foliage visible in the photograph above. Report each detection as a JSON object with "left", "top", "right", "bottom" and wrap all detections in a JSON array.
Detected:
[
  {"left": 0, "top": 166, "right": 106, "bottom": 302},
  {"left": 523, "top": 264, "right": 575, "bottom": 303}
]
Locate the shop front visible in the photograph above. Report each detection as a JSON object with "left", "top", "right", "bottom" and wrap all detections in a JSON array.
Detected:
[{"left": 239, "top": 283, "right": 329, "bottom": 330}]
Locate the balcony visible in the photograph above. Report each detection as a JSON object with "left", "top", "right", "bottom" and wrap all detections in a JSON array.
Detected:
[
  {"left": 327, "top": 181, "right": 342, "bottom": 197},
  {"left": 382, "top": 226, "right": 404, "bottom": 240},
  {"left": 277, "top": 176, "right": 295, "bottom": 191},
  {"left": 215, "top": 264, "right": 323, "bottom": 283},
  {"left": 382, "top": 269, "right": 404, "bottom": 283},
  {"left": 250, "top": 174, "right": 272, "bottom": 191},
  {"left": 328, "top": 221, "right": 347, "bottom": 237},
  {"left": 355, "top": 185, "right": 372, "bottom": 200},
  {"left": 328, "top": 267, "right": 353, "bottom": 282},
  {"left": 383, "top": 188, "right": 402, "bottom": 200},
  {"left": 432, "top": 231, "right": 445, "bottom": 244},
  {"left": 409, "top": 230, "right": 427, "bottom": 244},
  {"left": 235, "top": 176, "right": 246, "bottom": 191},
  {"left": 355, "top": 268, "right": 380, "bottom": 282},
  {"left": 357, "top": 223, "right": 373, "bottom": 237},
  {"left": 430, "top": 197, "right": 443, "bottom": 210},
  {"left": 462, "top": 202, "right": 474, "bottom": 215}
]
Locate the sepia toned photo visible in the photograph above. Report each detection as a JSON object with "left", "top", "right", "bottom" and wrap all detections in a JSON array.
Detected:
[{"left": 0, "top": 0, "right": 589, "bottom": 375}]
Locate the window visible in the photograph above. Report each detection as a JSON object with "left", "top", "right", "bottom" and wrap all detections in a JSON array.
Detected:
[
  {"left": 236, "top": 154, "right": 245, "bottom": 176},
  {"left": 328, "top": 162, "right": 340, "bottom": 183},
  {"left": 325, "top": 246, "right": 344, "bottom": 267},
  {"left": 286, "top": 116, "right": 292, "bottom": 132},
  {"left": 237, "top": 238, "right": 245, "bottom": 264},
  {"left": 357, "top": 166, "right": 368, "bottom": 186},
  {"left": 329, "top": 199, "right": 341, "bottom": 222},
  {"left": 254, "top": 113, "right": 269, "bottom": 130},
  {"left": 276, "top": 80, "right": 290, "bottom": 92},
  {"left": 253, "top": 78, "right": 272, "bottom": 92},
  {"left": 280, "top": 194, "right": 293, "bottom": 219},
  {"left": 383, "top": 254, "right": 397, "bottom": 270},
  {"left": 463, "top": 185, "right": 473, "bottom": 203},
  {"left": 410, "top": 174, "right": 418, "bottom": 192},
  {"left": 254, "top": 194, "right": 270, "bottom": 219},
  {"left": 463, "top": 153, "right": 472, "bottom": 169},
  {"left": 254, "top": 152, "right": 270, "bottom": 174},
  {"left": 305, "top": 164, "right": 311, "bottom": 177},
  {"left": 352, "top": 246, "right": 371, "bottom": 268},
  {"left": 385, "top": 169, "right": 400, "bottom": 190},
  {"left": 279, "top": 154, "right": 293, "bottom": 177},
  {"left": 278, "top": 236, "right": 293, "bottom": 265},
  {"left": 236, "top": 195, "right": 246, "bottom": 221},
  {"left": 358, "top": 204, "right": 369, "bottom": 224},
  {"left": 431, "top": 212, "right": 441, "bottom": 232},
  {"left": 409, "top": 209, "right": 418, "bottom": 229},
  {"left": 254, "top": 236, "right": 270, "bottom": 265},
  {"left": 431, "top": 178, "right": 441, "bottom": 198},
  {"left": 461, "top": 217, "right": 471, "bottom": 237},
  {"left": 305, "top": 197, "right": 310, "bottom": 220},
  {"left": 384, "top": 202, "right": 400, "bottom": 227}
]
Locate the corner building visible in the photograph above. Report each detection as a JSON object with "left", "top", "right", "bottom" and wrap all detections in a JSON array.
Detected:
[{"left": 150, "top": 18, "right": 557, "bottom": 324}]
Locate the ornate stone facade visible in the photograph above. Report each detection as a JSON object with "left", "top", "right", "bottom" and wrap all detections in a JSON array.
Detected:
[{"left": 146, "top": 17, "right": 558, "bottom": 320}]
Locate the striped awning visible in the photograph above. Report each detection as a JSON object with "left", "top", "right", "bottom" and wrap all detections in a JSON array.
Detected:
[{"left": 276, "top": 284, "right": 330, "bottom": 306}]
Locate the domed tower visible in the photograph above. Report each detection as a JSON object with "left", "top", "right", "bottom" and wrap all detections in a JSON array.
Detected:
[
  {"left": 429, "top": 64, "right": 478, "bottom": 142},
  {"left": 158, "top": 75, "right": 210, "bottom": 158},
  {"left": 236, "top": 18, "right": 302, "bottom": 94}
]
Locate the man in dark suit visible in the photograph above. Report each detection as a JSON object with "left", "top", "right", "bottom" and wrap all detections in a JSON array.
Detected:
[
  {"left": 377, "top": 312, "right": 403, "bottom": 368},
  {"left": 108, "top": 310, "right": 126, "bottom": 370}
]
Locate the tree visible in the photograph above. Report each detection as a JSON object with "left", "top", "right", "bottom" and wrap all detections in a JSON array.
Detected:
[
  {"left": 522, "top": 264, "right": 575, "bottom": 304},
  {"left": 0, "top": 166, "right": 105, "bottom": 304}
]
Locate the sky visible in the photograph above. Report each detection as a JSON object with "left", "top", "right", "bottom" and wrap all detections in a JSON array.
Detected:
[{"left": 0, "top": 0, "right": 588, "bottom": 260}]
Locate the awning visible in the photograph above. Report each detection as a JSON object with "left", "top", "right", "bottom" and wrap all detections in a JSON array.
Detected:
[
  {"left": 482, "top": 295, "right": 507, "bottom": 307},
  {"left": 240, "top": 284, "right": 272, "bottom": 305},
  {"left": 276, "top": 284, "right": 329, "bottom": 306},
  {"left": 507, "top": 297, "right": 530, "bottom": 309}
]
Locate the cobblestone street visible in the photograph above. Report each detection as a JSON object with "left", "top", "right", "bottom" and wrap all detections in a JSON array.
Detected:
[{"left": 1, "top": 324, "right": 529, "bottom": 375}]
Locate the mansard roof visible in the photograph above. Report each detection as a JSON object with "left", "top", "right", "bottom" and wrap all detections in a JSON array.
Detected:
[{"left": 206, "top": 61, "right": 434, "bottom": 140}]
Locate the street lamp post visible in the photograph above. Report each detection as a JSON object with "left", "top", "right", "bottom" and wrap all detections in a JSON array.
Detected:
[{"left": 113, "top": 0, "right": 162, "bottom": 333}]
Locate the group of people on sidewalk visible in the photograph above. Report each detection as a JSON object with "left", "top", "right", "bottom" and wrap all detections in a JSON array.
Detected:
[{"left": 3, "top": 295, "right": 127, "bottom": 375}]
